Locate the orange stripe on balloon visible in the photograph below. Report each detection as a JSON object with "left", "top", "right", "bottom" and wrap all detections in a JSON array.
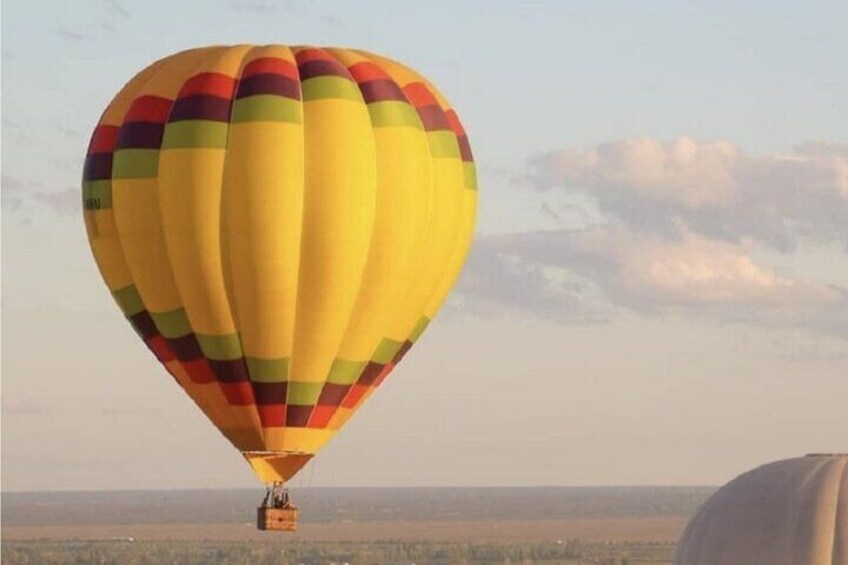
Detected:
[
  {"left": 402, "top": 82, "right": 438, "bottom": 108},
  {"left": 347, "top": 62, "right": 390, "bottom": 83}
]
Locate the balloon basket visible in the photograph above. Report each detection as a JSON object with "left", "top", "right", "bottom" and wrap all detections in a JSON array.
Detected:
[
  {"left": 257, "top": 506, "right": 298, "bottom": 531},
  {"left": 257, "top": 482, "right": 298, "bottom": 531}
]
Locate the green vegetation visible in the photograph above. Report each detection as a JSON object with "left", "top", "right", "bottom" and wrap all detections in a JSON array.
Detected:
[{"left": 2, "top": 539, "right": 675, "bottom": 565}]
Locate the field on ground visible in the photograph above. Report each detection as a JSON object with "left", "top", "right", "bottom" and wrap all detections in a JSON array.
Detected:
[{"left": 2, "top": 487, "right": 712, "bottom": 564}]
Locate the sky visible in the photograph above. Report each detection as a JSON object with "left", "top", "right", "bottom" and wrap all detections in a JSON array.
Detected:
[{"left": 2, "top": 0, "right": 847, "bottom": 492}]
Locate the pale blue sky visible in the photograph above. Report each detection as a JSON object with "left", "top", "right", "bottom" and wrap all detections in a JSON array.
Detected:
[{"left": 2, "top": 1, "right": 847, "bottom": 491}]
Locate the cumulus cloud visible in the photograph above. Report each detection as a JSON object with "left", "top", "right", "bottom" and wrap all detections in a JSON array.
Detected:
[
  {"left": 2, "top": 175, "right": 38, "bottom": 211},
  {"left": 457, "top": 238, "right": 612, "bottom": 324},
  {"left": 106, "top": 0, "right": 130, "bottom": 18},
  {"left": 527, "top": 138, "right": 848, "bottom": 251},
  {"left": 459, "top": 226, "right": 848, "bottom": 338},
  {"left": 34, "top": 189, "right": 80, "bottom": 216},
  {"left": 56, "top": 27, "right": 84, "bottom": 43},
  {"left": 229, "top": 0, "right": 284, "bottom": 13},
  {"left": 2, "top": 175, "right": 79, "bottom": 216}
]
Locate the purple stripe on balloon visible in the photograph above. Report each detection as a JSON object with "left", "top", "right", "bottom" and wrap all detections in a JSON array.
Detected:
[
  {"left": 254, "top": 382, "right": 288, "bottom": 405},
  {"left": 208, "top": 358, "right": 250, "bottom": 383},
  {"left": 116, "top": 122, "right": 165, "bottom": 150},
  {"left": 129, "top": 311, "right": 158, "bottom": 340},
  {"left": 358, "top": 79, "right": 407, "bottom": 103},
  {"left": 357, "top": 362, "right": 385, "bottom": 386},
  {"left": 168, "top": 95, "right": 232, "bottom": 122},
  {"left": 317, "top": 383, "right": 351, "bottom": 406},
  {"left": 457, "top": 135, "right": 474, "bottom": 162},
  {"left": 298, "top": 59, "right": 350, "bottom": 81},
  {"left": 83, "top": 153, "right": 113, "bottom": 181},
  {"left": 392, "top": 340, "right": 413, "bottom": 364},
  {"left": 236, "top": 73, "right": 301, "bottom": 100},
  {"left": 285, "top": 405, "right": 313, "bottom": 427},
  {"left": 416, "top": 105, "right": 451, "bottom": 131},
  {"left": 167, "top": 334, "right": 203, "bottom": 361}
]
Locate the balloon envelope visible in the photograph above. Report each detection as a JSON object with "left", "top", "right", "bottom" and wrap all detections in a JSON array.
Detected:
[
  {"left": 675, "top": 454, "right": 848, "bottom": 565},
  {"left": 82, "top": 45, "right": 477, "bottom": 482}
]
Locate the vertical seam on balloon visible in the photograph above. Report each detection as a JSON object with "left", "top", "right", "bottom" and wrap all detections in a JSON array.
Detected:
[
  {"left": 107, "top": 58, "right": 179, "bottom": 338},
  {"left": 307, "top": 46, "right": 380, "bottom": 428},
  {"left": 430, "top": 99, "right": 478, "bottom": 318},
  {"left": 154, "top": 48, "right": 262, "bottom": 443},
  {"left": 352, "top": 51, "right": 439, "bottom": 345},
  {"left": 83, "top": 54, "right": 169, "bottom": 283},
  {"left": 286, "top": 45, "right": 307, "bottom": 427},
  {"left": 323, "top": 46, "right": 379, "bottom": 428},
  {"left": 149, "top": 50, "right": 224, "bottom": 403},
  {"left": 88, "top": 58, "right": 168, "bottom": 332},
  {"left": 319, "top": 49, "right": 431, "bottom": 421},
  {"left": 94, "top": 48, "right": 263, "bottom": 456},
  {"left": 221, "top": 44, "right": 265, "bottom": 437},
  {"left": 406, "top": 74, "right": 469, "bottom": 326},
  {"left": 292, "top": 46, "right": 377, "bottom": 430},
  {"left": 154, "top": 49, "right": 220, "bottom": 365},
  {"left": 105, "top": 55, "right": 207, "bottom": 398}
]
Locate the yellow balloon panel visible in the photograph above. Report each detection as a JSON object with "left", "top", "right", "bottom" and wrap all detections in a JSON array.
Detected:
[{"left": 82, "top": 45, "right": 477, "bottom": 484}]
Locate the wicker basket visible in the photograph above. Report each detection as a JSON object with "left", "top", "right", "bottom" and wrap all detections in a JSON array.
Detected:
[{"left": 257, "top": 506, "right": 298, "bottom": 531}]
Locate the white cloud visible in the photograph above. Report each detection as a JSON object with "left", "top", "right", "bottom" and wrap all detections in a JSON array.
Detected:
[
  {"left": 528, "top": 138, "right": 848, "bottom": 251},
  {"left": 457, "top": 237, "right": 612, "bottom": 324},
  {"left": 2, "top": 175, "right": 79, "bottom": 217},
  {"left": 459, "top": 226, "right": 848, "bottom": 339},
  {"left": 34, "top": 189, "right": 80, "bottom": 216}
]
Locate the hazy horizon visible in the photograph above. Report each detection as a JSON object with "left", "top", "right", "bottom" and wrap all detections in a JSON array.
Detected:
[{"left": 2, "top": 0, "right": 846, "bottom": 493}]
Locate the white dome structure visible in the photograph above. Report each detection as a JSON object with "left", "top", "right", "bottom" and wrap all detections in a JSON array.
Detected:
[{"left": 675, "top": 454, "right": 847, "bottom": 565}]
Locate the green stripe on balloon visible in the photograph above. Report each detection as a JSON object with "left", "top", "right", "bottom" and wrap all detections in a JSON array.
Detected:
[
  {"left": 161, "top": 121, "right": 229, "bottom": 149},
  {"left": 409, "top": 316, "right": 430, "bottom": 343},
  {"left": 112, "top": 149, "right": 159, "bottom": 179},
  {"left": 464, "top": 163, "right": 478, "bottom": 190},
  {"left": 287, "top": 381, "right": 324, "bottom": 405},
  {"left": 301, "top": 76, "right": 362, "bottom": 102},
  {"left": 371, "top": 337, "right": 403, "bottom": 364},
  {"left": 326, "top": 359, "right": 367, "bottom": 385},
  {"left": 231, "top": 96, "right": 302, "bottom": 124},
  {"left": 197, "top": 333, "right": 244, "bottom": 360},
  {"left": 112, "top": 285, "right": 145, "bottom": 316},
  {"left": 367, "top": 101, "right": 422, "bottom": 129},
  {"left": 246, "top": 357, "right": 289, "bottom": 383},
  {"left": 83, "top": 180, "right": 112, "bottom": 210},
  {"left": 150, "top": 308, "right": 193, "bottom": 338},
  {"left": 426, "top": 131, "right": 461, "bottom": 159}
]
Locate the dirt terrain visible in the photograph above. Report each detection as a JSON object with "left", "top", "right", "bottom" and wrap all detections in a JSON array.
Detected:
[
  {"left": 2, "top": 516, "right": 688, "bottom": 542},
  {"left": 2, "top": 487, "right": 708, "bottom": 563}
]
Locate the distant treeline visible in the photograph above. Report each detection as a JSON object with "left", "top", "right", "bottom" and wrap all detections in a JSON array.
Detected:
[
  {"left": 3, "top": 486, "right": 713, "bottom": 527},
  {"left": 2, "top": 539, "right": 675, "bottom": 565}
]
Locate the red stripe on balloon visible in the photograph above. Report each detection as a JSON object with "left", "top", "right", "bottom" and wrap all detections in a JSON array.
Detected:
[
  {"left": 258, "top": 404, "right": 286, "bottom": 427},
  {"left": 402, "top": 82, "right": 438, "bottom": 108},
  {"left": 179, "top": 72, "right": 237, "bottom": 99},
  {"left": 88, "top": 125, "right": 119, "bottom": 154},
  {"left": 242, "top": 57, "right": 299, "bottom": 80},
  {"left": 124, "top": 95, "right": 172, "bottom": 123},
  {"left": 294, "top": 47, "right": 334, "bottom": 64},
  {"left": 347, "top": 62, "right": 390, "bottom": 83},
  {"left": 445, "top": 110, "right": 466, "bottom": 136},
  {"left": 307, "top": 405, "right": 335, "bottom": 429}
]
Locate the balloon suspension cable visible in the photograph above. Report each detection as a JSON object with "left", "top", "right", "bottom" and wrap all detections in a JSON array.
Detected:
[{"left": 262, "top": 481, "right": 295, "bottom": 509}]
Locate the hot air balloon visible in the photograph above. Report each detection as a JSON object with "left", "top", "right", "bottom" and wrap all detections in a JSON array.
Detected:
[
  {"left": 82, "top": 45, "right": 477, "bottom": 530},
  {"left": 675, "top": 454, "right": 848, "bottom": 565}
]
